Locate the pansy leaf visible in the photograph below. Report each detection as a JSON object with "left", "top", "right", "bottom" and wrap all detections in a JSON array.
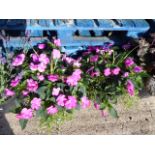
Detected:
[{"left": 19, "top": 119, "right": 28, "bottom": 130}]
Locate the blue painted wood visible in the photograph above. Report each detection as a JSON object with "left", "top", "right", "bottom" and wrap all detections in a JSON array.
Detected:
[{"left": 0, "top": 19, "right": 151, "bottom": 54}]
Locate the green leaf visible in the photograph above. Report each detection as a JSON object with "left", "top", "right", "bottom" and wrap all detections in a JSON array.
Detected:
[
  {"left": 109, "top": 107, "right": 118, "bottom": 118},
  {"left": 19, "top": 119, "right": 28, "bottom": 130},
  {"left": 37, "top": 86, "right": 47, "bottom": 99}
]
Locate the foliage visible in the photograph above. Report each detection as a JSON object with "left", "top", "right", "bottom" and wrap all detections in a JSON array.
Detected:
[
  {"left": 0, "top": 48, "right": 13, "bottom": 105},
  {"left": 3, "top": 40, "right": 147, "bottom": 130},
  {"left": 80, "top": 45, "right": 147, "bottom": 117}
]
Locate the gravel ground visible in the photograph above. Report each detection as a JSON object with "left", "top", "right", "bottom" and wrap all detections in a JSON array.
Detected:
[{"left": 0, "top": 91, "right": 155, "bottom": 135}]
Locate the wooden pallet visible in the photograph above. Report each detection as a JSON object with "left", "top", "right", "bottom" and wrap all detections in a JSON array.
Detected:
[{"left": 0, "top": 19, "right": 151, "bottom": 54}]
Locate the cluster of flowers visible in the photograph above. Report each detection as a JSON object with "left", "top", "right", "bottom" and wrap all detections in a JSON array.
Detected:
[
  {"left": 4, "top": 40, "right": 146, "bottom": 128},
  {"left": 80, "top": 45, "right": 145, "bottom": 116},
  {"left": 4, "top": 39, "right": 91, "bottom": 124}
]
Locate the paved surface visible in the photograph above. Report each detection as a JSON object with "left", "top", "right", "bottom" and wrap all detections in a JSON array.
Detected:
[{"left": 0, "top": 92, "right": 155, "bottom": 135}]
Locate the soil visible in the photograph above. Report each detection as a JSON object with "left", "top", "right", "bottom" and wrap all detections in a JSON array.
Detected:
[{"left": 1, "top": 91, "right": 155, "bottom": 135}]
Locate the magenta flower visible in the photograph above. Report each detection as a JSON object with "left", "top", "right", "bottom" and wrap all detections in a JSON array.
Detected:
[
  {"left": 37, "top": 62, "right": 47, "bottom": 72},
  {"left": 62, "top": 55, "right": 74, "bottom": 64},
  {"left": 66, "top": 75, "right": 78, "bottom": 86},
  {"left": 66, "top": 69, "right": 82, "bottom": 86},
  {"left": 112, "top": 67, "right": 121, "bottom": 75},
  {"left": 27, "top": 79, "right": 38, "bottom": 92},
  {"left": 72, "top": 69, "right": 82, "bottom": 80},
  {"left": 12, "top": 53, "right": 25, "bottom": 66},
  {"left": 22, "top": 90, "right": 29, "bottom": 96},
  {"left": 39, "top": 54, "right": 50, "bottom": 65},
  {"left": 90, "top": 55, "right": 99, "bottom": 62},
  {"left": 134, "top": 66, "right": 142, "bottom": 73},
  {"left": 81, "top": 96, "right": 91, "bottom": 109},
  {"left": 126, "top": 80, "right": 134, "bottom": 96},
  {"left": 54, "top": 39, "right": 61, "bottom": 46},
  {"left": 56, "top": 94, "right": 67, "bottom": 106},
  {"left": 123, "top": 72, "right": 129, "bottom": 78},
  {"left": 38, "top": 43, "right": 46, "bottom": 49},
  {"left": 5, "top": 88, "right": 15, "bottom": 97},
  {"left": 37, "top": 74, "right": 45, "bottom": 81},
  {"left": 52, "top": 87, "right": 60, "bottom": 96},
  {"left": 48, "top": 74, "right": 59, "bottom": 82},
  {"left": 73, "top": 60, "right": 81, "bottom": 67},
  {"left": 91, "top": 71, "right": 100, "bottom": 77},
  {"left": 125, "top": 58, "right": 134, "bottom": 67},
  {"left": 65, "top": 96, "right": 77, "bottom": 110},
  {"left": 52, "top": 49, "right": 61, "bottom": 59},
  {"left": 94, "top": 103, "right": 100, "bottom": 110},
  {"left": 31, "top": 97, "right": 41, "bottom": 110},
  {"left": 47, "top": 105, "right": 58, "bottom": 115},
  {"left": 103, "top": 68, "right": 111, "bottom": 76},
  {"left": 31, "top": 54, "right": 39, "bottom": 63},
  {"left": 10, "top": 76, "right": 20, "bottom": 87},
  {"left": 16, "top": 108, "right": 33, "bottom": 120},
  {"left": 30, "top": 62, "right": 38, "bottom": 71}
]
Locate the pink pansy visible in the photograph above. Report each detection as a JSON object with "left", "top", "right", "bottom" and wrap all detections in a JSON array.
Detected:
[
  {"left": 65, "top": 96, "right": 77, "bottom": 110},
  {"left": 48, "top": 74, "right": 59, "bottom": 82},
  {"left": 81, "top": 96, "right": 91, "bottom": 109},
  {"left": 38, "top": 43, "right": 46, "bottom": 49},
  {"left": 47, "top": 105, "right": 58, "bottom": 115},
  {"left": 10, "top": 76, "right": 20, "bottom": 87},
  {"left": 52, "top": 49, "right": 61, "bottom": 59},
  {"left": 5, "top": 88, "right": 15, "bottom": 97},
  {"left": 73, "top": 60, "right": 81, "bottom": 67},
  {"left": 72, "top": 69, "right": 82, "bottom": 80},
  {"left": 123, "top": 72, "right": 129, "bottom": 78},
  {"left": 22, "top": 90, "right": 29, "bottom": 96},
  {"left": 27, "top": 79, "right": 38, "bottom": 92},
  {"left": 54, "top": 39, "right": 61, "bottom": 46},
  {"left": 66, "top": 75, "right": 78, "bottom": 86},
  {"left": 90, "top": 55, "right": 99, "bottom": 62},
  {"left": 133, "top": 66, "right": 142, "bottom": 73},
  {"left": 39, "top": 54, "right": 50, "bottom": 65},
  {"left": 56, "top": 94, "right": 67, "bottom": 106},
  {"left": 31, "top": 54, "right": 39, "bottom": 63},
  {"left": 94, "top": 103, "right": 100, "bottom": 110},
  {"left": 63, "top": 55, "right": 74, "bottom": 64},
  {"left": 30, "top": 62, "right": 38, "bottom": 71},
  {"left": 103, "top": 68, "right": 111, "bottom": 76},
  {"left": 16, "top": 108, "right": 33, "bottom": 120},
  {"left": 91, "top": 71, "right": 100, "bottom": 77},
  {"left": 125, "top": 58, "right": 134, "bottom": 67},
  {"left": 101, "top": 110, "right": 108, "bottom": 117},
  {"left": 37, "top": 62, "right": 47, "bottom": 72},
  {"left": 52, "top": 87, "right": 60, "bottom": 96},
  {"left": 66, "top": 69, "right": 82, "bottom": 86},
  {"left": 12, "top": 53, "right": 25, "bottom": 66},
  {"left": 112, "top": 67, "right": 121, "bottom": 75},
  {"left": 126, "top": 80, "right": 134, "bottom": 96},
  {"left": 31, "top": 97, "right": 41, "bottom": 110},
  {"left": 37, "top": 74, "right": 45, "bottom": 81}
]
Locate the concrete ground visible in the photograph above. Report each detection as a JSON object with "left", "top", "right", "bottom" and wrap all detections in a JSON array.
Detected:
[{"left": 0, "top": 91, "right": 155, "bottom": 135}]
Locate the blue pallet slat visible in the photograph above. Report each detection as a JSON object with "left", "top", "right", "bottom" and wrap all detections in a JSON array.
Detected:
[
  {"left": 75, "top": 19, "right": 96, "bottom": 37},
  {"left": 0, "top": 19, "right": 151, "bottom": 54},
  {"left": 38, "top": 19, "right": 51, "bottom": 27},
  {"left": 97, "top": 19, "right": 117, "bottom": 28},
  {"left": 126, "top": 20, "right": 150, "bottom": 38}
]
